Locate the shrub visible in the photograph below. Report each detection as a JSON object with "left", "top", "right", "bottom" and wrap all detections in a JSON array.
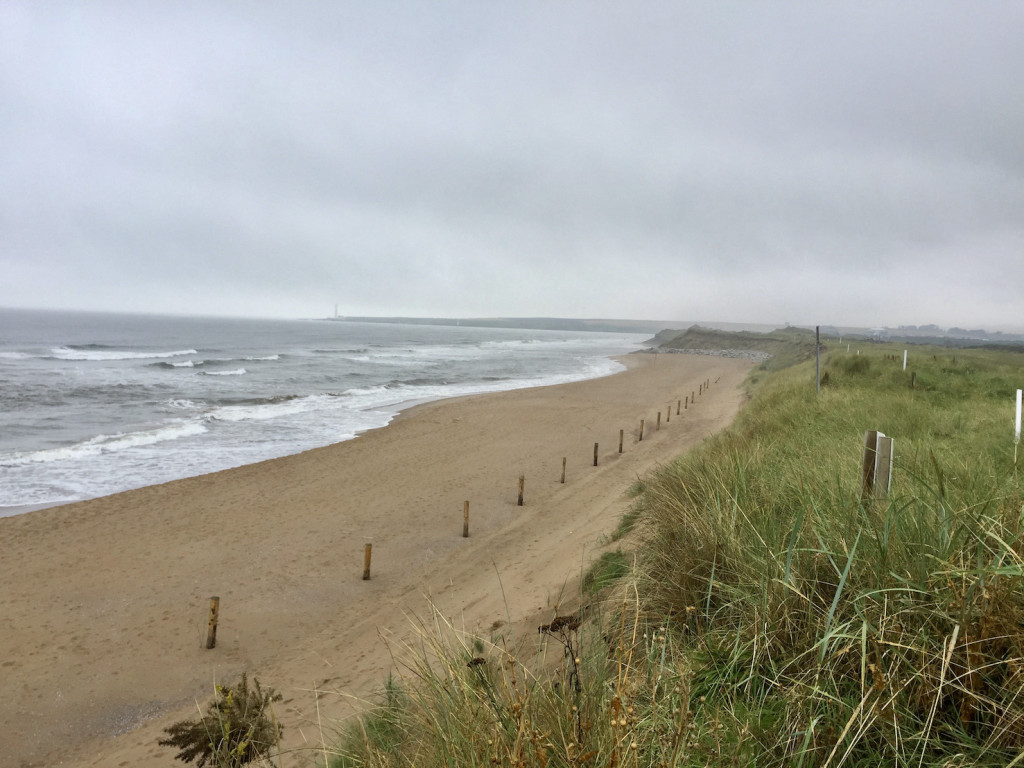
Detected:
[{"left": 159, "top": 674, "right": 282, "bottom": 767}]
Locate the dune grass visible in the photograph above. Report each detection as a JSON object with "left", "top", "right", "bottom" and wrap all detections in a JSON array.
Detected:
[
  {"left": 635, "top": 346, "right": 1024, "bottom": 766},
  {"left": 325, "top": 344, "right": 1024, "bottom": 767}
]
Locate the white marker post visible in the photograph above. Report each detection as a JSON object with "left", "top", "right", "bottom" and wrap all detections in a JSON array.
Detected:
[
  {"left": 1015, "top": 388, "right": 1022, "bottom": 465},
  {"left": 903, "top": 350, "right": 907, "bottom": 371}
]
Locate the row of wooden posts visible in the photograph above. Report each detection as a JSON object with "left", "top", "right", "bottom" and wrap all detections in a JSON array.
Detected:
[{"left": 203, "top": 375, "right": 715, "bottom": 648}]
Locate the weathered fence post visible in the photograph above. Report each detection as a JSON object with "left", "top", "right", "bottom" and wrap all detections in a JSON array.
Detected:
[
  {"left": 594, "top": 442, "right": 599, "bottom": 466},
  {"left": 815, "top": 325, "right": 820, "bottom": 393},
  {"left": 639, "top": 419, "right": 645, "bottom": 441},
  {"left": 561, "top": 457, "right": 566, "bottom": 483},
  {"left": 463, "top": 501, "right": 469, "bottom": 538},
  {"left": 618, "top": 429, "right": 624, "bottom": 454},
  {"left": 205, "top": 596, "right": 220, "bottom": 649},
  {"left": 874, "top": 435, "right": 894, "bottom": 500},
  {"left": 861, "top": 430, "right": 878, "bottom": 500},
  {"left": 1015, "top": 389, "right": 1022, "bottom": 465},
  {"left": 362, "top": 543, "right": 372, "bottom": 580},
  {"left": 861, "top": 430, "right": 894, "bottom": 501},
  {"left": 518, "top": 475, "right": 525, "bottom": 506}
]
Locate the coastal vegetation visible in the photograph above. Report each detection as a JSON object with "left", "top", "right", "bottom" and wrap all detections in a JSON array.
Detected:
[
  {"left": 650, "top": 325, "right": 820, "bottom": 372},
  {"left": 326, "top": 335, "right": 1022, "bottom": 767},
  {"left": 167, "top": 333, "right": 1024, "bottom": 767},
  {"left": 159, "top": 673, "right": 283, "bottom": 767}
]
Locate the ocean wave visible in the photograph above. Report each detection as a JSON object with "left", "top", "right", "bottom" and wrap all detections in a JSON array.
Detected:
[
  {"left": 50, "top": 346, "right": 198, "bottom": 361},
  {"left": 206, "top": 393, "right": 337, "bottom": 422},
  {"left": 335, "top": 357, "right": 626, "bottom": 410},
  {"left": 1, "top": 421, "right": 208, "bottom": 466},
  {"left": 167, "top": 398, "right": 201, "bottom": 409},
  {"left": 149, "top": 359, "right": 202, "bottom": 369},
  {"left": 201, "top": 368, "right": 246, "bottom": 376}
]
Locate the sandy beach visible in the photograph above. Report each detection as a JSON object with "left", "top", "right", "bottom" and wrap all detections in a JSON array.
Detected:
[{"left": 1, "top": 353, "right": 753, "bottom": 767}]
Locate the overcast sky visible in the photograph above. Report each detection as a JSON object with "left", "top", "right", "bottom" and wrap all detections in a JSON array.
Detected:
[{"left": 1, "top": 2, "right": 1022, "bottom": 329}]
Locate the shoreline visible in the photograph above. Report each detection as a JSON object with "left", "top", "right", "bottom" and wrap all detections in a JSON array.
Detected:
[
  {"left": 0, "top": 355, "right": 632, "bottom": 520},
  {"left": 1, "top": 352, "right": 753, "bottom": 768},
  {"left": 0, "top": 500, "right": 69, "bottom": 517}
]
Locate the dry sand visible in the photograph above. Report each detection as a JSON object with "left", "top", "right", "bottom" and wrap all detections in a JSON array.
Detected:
[{"left": 0, "top": 353, "right": 753, "bottom": 767}]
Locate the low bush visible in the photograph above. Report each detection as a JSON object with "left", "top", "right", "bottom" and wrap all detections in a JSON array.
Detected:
[{"left": 159, "top": 674, "right": 282, "bottom": 767}]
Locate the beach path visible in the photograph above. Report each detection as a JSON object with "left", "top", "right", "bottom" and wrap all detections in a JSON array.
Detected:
[{"left": 0, "top": 353, "right": 752, "bottom": 767}]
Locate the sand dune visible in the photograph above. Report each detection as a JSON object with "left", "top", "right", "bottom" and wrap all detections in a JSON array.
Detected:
[{"left": 0, "top": 353, "right": 752, "bottom": 767}]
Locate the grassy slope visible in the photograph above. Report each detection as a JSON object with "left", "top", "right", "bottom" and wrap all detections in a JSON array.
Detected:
[
  {"left": 658, "top": 325, "right": 821, "bottom": 372},
  {"left": 635, "top": 345, "right": 1024, "bottom": 767},
  {"left": 325, "top": 341, "right": 1024, "bottom": 768}
]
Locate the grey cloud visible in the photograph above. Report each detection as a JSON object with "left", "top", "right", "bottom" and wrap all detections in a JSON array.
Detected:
[{"left": 1, "top": 1, "right": 1022, "bottom": 328}]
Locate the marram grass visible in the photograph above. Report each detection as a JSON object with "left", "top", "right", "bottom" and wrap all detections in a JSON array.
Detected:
[
  {"left": 327, "top": 345, "right": 1024, "bottom": 768},
  {"left": 637, "top": 348, "right": 1024, "bottom": 767}
]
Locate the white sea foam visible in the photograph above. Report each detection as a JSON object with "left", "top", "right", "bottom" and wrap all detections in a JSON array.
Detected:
[
  {"left": 1, "top": 421, "right": 208, "bottom": 466},
  {"left": 202, "top": 368, "right": 247, "bottom": 376},
  {"left": 337, "top": 356, "right": 625, "bottom": 411},
  {"left": 207, "top": 394, "right": 337, "bottom": 423},
  {"left": 50, "top": 347, "right": 198, "bottom": 361}
]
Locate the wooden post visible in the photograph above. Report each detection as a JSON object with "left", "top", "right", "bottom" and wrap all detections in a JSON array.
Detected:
[
  {"left": 618, "top": 428, "right": 624, "bottom": 453},
  {"left": 861, "top": 430, "right": 879, "bottom": 500},
  {"left": 594, "top": 442, "right": 599, "bottom": 466},
  {"left": 639, "top": 419, "right": 644, "bottom": 441},
  {"left": 205, "top": 596, "right": 220, "bottom": 650},
  {"left": 518, "top": 475, "right": 525, "bottom": 506},
  {"left": 561, "top": 457, "right": 566, "bottom": 483},
  {"left": 677, "top": 399, "right": 681, "bottom": 415},
  {"left": 874, "top": 436, "right": 894, "bottom": 501},
  {"left": 692, "top": 390, "right": 695, "bottom": 402},
  {"left": 362, "top": 543, "right": 372, "bottom": 580},
  {"left": 1015, "top": 389, "right": 1022, "bottom": 465},
  {"left": 684, "top": 395, "right": 688, "bottom": 410},
  {"left": 861, "top": 430, "right": 896, "bottom": 501},
  {"left": 815, "top": 326, "right": 820, "bottom": 393},
  {"left": 666, "top": 404, "right": 670, "bottom": 423},
  {"left": 656, "top": 411, "right": 661, "bottom": 431},
  {"left": 910, "top": 372, "right": 916, "bottom": 389},
  {"left": 463, "top": 501, "right": 469, "bottom": 538}
]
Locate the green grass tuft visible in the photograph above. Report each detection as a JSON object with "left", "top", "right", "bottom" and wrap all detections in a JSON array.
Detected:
[{"left": 582, "top": 550, "right": 631, "bottom": 595}]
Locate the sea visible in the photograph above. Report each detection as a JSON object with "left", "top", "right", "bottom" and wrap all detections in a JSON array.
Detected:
[{"left": 0, "top": 309, "right": 645, "bottom": 515}]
